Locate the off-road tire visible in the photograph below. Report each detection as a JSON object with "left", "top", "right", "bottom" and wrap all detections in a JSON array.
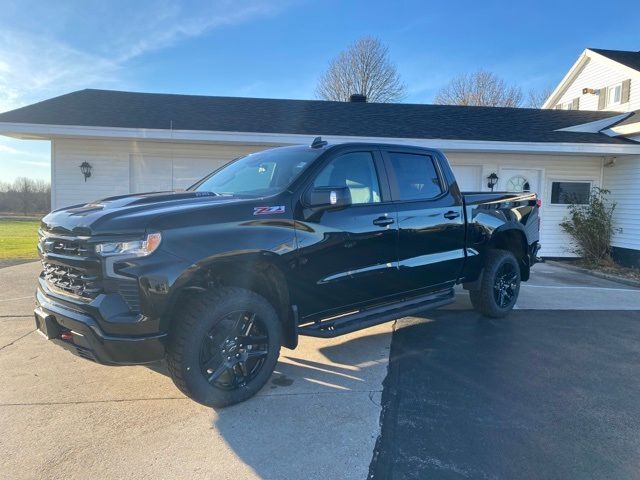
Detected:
[
  {"left": 469, "top": 250, "right": 521, "bottom": 318},
  {"left": 167, "top": 287, "right": 281, "bottom": 407}
]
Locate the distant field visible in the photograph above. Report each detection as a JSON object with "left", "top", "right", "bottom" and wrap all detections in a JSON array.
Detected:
[{"left": 0, "top": 218, "right": 41, "bottom": 259}]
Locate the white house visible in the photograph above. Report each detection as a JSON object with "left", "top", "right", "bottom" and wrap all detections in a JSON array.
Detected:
[
  {"left": 543, "top": 48, "right": 640, "bottom": 266},
  {"left": 1, "top": 86, "right": 639, "bottom": 264},
  {"left": 544, "top": 48, "right": 640, "bottom": 113}
]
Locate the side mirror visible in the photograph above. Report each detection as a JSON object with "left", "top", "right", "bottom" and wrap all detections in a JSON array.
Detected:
[{"left": 304, "top": 186, "right": 352, "bottom": 210}]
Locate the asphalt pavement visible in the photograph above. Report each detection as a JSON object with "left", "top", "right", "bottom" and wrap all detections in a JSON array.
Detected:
[{"left": 370, "top": 309, "right": 640, "bottom": 480}]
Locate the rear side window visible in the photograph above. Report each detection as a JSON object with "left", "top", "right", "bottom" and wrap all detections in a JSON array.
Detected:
[{"left": 387, "top": 152, "right": 443, "bottom": 201}]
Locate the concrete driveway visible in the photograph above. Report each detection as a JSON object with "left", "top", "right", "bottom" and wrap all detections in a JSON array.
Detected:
[{"left": 1, "top": 261, "right": 639, "bottom": 480}]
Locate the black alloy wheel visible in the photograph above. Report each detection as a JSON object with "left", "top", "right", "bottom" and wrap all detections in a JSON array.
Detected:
[
  {"left": 493, "top": 262, "right": 519, "bottom": 308},
  {"left": 469, "top": 249, "right": 521, "bottom": 318},
  {"left": 167, "top": 287, "right": 282, "bottom": 408},
  {"left": 199, "top": 311, "right": 269, "bottom": 390}
]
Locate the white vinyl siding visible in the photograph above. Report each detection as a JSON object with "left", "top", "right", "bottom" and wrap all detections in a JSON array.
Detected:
[
  {"left": 602, "top": 156, "right": 640, "bottom": 251},
  {"left": 445, "top": 152, "right": 604, "bottom": 258},
  {"left": 553, "top": 57, "right": 640, "bottom": 112},
  {"left": 51, "top": 139, "right": 272, "bottom": 209}
]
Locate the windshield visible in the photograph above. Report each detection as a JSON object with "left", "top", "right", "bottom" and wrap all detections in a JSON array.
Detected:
[{"left": 191, "top": 146, "right": 322, "bottom": 197}]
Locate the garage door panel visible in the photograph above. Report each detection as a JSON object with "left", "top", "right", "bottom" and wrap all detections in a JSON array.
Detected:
[
  {"left": 130, "top": 155, "right": 173, "bottom": 193},
  {"left": 130, "top": 155, "right": 234, "bottom": 192},
  {"left": 173, "top": 157, "right": 226, "bottom": 190},
  {"left": 450, "top": 165, "right": 482, "bottom": 191}
]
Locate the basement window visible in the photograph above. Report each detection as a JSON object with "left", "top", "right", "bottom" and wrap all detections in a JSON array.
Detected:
[{"left": 550, "top": 181, "right": 591, "bottom": 205}]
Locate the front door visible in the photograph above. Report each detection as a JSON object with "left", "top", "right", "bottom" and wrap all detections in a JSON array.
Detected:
[{"left": 292, "top": 149, "right": 400, "bottom": 319}]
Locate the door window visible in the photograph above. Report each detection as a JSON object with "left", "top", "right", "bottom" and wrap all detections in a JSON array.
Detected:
[
  {"left": 387, "top": 152, "right": 443, "bottom": 200},
  {"left": 506, "top": 175, "right": 530, "bottom": 193},
  {"left": 313, "top": 152, "right": 381, "bottom": 204}
]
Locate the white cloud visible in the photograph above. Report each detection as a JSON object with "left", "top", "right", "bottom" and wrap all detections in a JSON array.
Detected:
[
  {"left": 19, "top": 160, "right": 50, "bottom": 167},
  {"left": 0, "top": 143, "right": 21, "bottom": 155},
  {"left": 113, "top": 2, "right": 283, "bottom": 63},
  {"left": 0, "top": 1, "right": 289, "bottom": 112},
  {"left": 0, "top": 1, "right": 291, "bottom": 182},
  {"left": 0, "top": 30, "right": 120, "bottom": 112}
]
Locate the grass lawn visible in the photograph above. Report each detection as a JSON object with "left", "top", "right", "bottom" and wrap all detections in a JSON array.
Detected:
[{"left": 0, "top": 217, "right": 41, "bottom": 260}]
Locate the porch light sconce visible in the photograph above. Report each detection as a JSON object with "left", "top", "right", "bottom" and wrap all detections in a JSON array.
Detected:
[
  {"left": 79, "top": 161, "right": 92, "bottom": 182},
  {"left": 487, "top": 172, "right": 499, "bottom": 191}
]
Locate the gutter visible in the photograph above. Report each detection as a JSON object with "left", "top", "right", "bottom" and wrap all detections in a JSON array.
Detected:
[{"left": 2, "top": 122, "right": 640, "bottom": 155}]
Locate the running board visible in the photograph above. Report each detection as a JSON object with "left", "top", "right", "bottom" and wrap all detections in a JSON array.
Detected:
[{"left": 298, "top": 289, "right": 455, "bottom": 338}]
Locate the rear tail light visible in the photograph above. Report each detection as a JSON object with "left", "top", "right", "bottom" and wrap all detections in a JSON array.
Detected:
[{"left": 536, "top": 199, "right": 542, "bottom": 208}]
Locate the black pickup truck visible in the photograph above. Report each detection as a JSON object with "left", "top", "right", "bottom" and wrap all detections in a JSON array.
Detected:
[{"left": 35, "top": 139, "right": 540, "bottom": 407}]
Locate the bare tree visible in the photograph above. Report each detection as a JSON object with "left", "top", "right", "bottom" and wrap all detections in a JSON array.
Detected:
[
  {"left": 434, "top": 70, "right": 523, "bottom": 107},
  {"left": 316, "top": 37, "right": 406, "bottom": 103},
  {"left": 526, "top": 86, "right": 555, "bottom": 108},
  {"left": 14, "top": 177, "right": 34, "bottom": 215},
  {"left": 0, "top": 178, "right": 50, "bottom": 214}
]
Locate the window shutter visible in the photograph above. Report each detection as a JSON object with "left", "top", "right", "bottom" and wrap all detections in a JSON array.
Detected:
[
  {"left": 572, "top": 97, "right": 580, "bottom": 110},
  {"left": 621, "top": 79, "right": 631, "bottom": 103},
  {"left": 597, "top": 87, "right": 607, "bottom": 110}
]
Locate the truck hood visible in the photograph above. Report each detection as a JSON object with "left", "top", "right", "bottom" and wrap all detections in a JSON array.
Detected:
[{"left": 41, "top": 191, "right": 244, "bottom": 236}]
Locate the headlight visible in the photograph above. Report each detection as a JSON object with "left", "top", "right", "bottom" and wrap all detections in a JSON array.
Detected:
[{"left": 96, "top": 232, "right": 162, "bottom": 257}]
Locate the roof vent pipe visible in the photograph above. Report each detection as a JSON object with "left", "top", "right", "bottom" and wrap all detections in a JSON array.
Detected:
[{"left": 349, "top": 94, "right": 367, "bottom": 103}]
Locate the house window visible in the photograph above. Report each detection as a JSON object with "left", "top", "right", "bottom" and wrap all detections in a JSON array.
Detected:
[
  {"left": 555, "top": 99, "right": 578, "bottom": 110},
  {"left": 607, "top": 83, "right": 622, "bottom": 106},
  {"left": 550, "top": 182, "right": 591, "bottom": 205}
]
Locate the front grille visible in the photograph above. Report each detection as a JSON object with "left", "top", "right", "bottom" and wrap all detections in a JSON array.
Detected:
[
  {"left": 43, "top": 262, "right": 101, "bottom": 299},
  {"left": 42, "top": 236, "right": 92, "bottom": 257}
]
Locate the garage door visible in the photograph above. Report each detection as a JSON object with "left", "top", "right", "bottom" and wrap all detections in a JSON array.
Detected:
[
  {"left": 130, "top": 155, "right": 231, "bottom": 193},
  {"left": 173, "top": 157, "right": 224, "bottom": 189},
  {"left": 450, "top": 165, "right": 482, "bottom": 191}
]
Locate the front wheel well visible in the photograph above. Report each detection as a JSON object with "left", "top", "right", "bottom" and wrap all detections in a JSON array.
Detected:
[{"left": 172, "top": 257, "right": 297, "bottom": 349}]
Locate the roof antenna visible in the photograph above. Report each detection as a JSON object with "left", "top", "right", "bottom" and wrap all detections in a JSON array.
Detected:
[{"left": 311, "top": 136, "right": 328, "bottom": 148}]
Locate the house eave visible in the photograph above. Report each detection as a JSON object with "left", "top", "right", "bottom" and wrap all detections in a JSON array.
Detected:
[
  {"left": 543, "top": 50, "right": 590, "bottom": 109},
  {"left": 1, "top": 121, "right": 640, "bottom": 155}
]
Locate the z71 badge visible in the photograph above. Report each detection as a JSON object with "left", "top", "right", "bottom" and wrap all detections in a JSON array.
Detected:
[{"left": 253, "top": 205, "right": 286, "bottom": 215}]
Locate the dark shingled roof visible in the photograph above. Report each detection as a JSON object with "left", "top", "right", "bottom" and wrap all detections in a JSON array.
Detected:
[
  {"left": 0, "top": 89, "right": 635, "bottom": 145},
  {"left": 589, "top": 48, "right": 640, "bottom": 72}
]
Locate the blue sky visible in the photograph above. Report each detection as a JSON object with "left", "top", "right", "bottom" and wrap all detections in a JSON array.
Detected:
[{"left": 1, "top": 0, "right": 638, "bottom": 182}]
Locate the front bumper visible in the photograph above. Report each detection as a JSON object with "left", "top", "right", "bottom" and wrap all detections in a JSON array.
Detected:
[{"left": 35, "top": 287, "right": 166, "bottom": 365}]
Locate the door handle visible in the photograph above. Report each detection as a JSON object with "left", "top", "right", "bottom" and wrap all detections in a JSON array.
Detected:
[
  {"left": 373, "top": 216, "right": 395, "bottom": 227},
  {"left": 443, "top": 211, "right": 460, "bottom": 220}
]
